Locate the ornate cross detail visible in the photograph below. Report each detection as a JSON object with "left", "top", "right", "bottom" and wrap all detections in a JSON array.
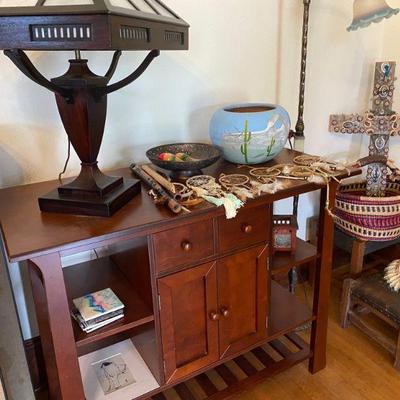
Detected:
[{"left": 329, "top": 62, "right": 400, "bottom": 196}]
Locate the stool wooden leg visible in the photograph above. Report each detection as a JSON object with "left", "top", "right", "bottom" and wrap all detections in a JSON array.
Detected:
[
  {"left": 394, "top": 332, "right": 400, "bottom": 371},
  {"left": 340, "top": 279, "right": 354, "bottom": 328},
  {"left": 350, "top": 239, "right": 366, "bottom": 278}
]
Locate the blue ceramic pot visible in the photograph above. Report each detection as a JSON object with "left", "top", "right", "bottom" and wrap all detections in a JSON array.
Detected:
[{"left": 209, "top": 103, "right": 290, "bottom": 164}]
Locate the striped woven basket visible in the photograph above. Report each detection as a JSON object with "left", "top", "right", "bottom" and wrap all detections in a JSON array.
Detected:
[{"left": 334, "top": 182, "right": 400, "bottom": 241}]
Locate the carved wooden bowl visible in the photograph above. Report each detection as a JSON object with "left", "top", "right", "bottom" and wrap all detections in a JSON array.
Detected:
[{"left": 146, "top": 143, "right": 221, "bottom": 179}]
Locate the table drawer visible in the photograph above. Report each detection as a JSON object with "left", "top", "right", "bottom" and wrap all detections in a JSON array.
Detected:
[
  {"left": 218, "top": 205, "right": 269, "bottom": 253},
  {"left": 152, "top": 220, "right": 215, "bottom": 274}
]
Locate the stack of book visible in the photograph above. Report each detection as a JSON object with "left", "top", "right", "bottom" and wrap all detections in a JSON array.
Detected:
[{"left": 71, "top": 288, "right": 125, "bottom": 333}]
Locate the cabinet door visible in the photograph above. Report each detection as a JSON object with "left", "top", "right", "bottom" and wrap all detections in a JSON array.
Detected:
[
  {"left": 158, "top": 262, "right": 219, "bottom": 383},
  {"left": 218, "top": 245, "right": 268, "bottom": 358}
]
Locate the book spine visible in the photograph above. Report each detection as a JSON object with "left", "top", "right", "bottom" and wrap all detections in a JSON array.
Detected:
[
  {"left": 83, "top": 314, "right": 124, "bottom": 333},
  {"left": 86, "top": 309, "right": 124, "bottom": 326},
  {"left": 71, "top": 308, "right": 124, "bottom": 329}
]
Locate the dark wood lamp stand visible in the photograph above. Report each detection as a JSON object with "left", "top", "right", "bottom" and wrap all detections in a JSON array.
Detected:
[{"left": 5, "top": 48, "right": 160, "bottom": 216}]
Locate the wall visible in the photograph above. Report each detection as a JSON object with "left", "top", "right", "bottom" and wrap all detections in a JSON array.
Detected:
[
  {"left": 274, "top": 0, "right": 385, "bottom": 228},
  {"left": 381, "top": 0, "right": 400, "bottom": 161},
  {"left": 0, "top": 240, "right": 35, "bottom": 400},
  {"left": 0, "top": 1, "right": 388, "bottom": 339}
]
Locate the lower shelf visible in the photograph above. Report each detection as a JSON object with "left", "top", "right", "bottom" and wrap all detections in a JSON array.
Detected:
[
  {"left": 268, "top": 280, "right": 314, "bottom": 339},
  {"left": 79, "top": 338, "right": 160, "bottom": 400},
  {"left": 146, "top": 333, "right": 311, "bottom": 400}
]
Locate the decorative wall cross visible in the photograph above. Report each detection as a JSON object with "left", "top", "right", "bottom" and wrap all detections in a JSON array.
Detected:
[{"left": 329, "top": 61, "right": 400, "bottom": 196}]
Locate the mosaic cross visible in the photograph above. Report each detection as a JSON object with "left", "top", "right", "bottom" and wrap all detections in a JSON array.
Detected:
[{"left": 329, "top": 61, "right": 400, "bottom": 196}]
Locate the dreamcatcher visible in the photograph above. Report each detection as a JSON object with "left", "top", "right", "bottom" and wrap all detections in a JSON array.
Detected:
[{"left": 186, "top": 175, "right": 243, "bottom": 219}]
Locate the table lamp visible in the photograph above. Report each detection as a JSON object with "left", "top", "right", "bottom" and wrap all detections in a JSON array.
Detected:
[{"left": 0, "top": 0, "right": 189, "bottom": 216}]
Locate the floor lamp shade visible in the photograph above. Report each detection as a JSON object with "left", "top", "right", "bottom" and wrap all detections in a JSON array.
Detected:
[{"left": 348, "top": 0, "right": 399, "bottom": 31}]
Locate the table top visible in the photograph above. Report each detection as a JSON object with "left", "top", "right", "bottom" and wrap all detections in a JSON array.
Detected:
[{"left": 0, "top": 149, "right": 358, "bottom": 262}]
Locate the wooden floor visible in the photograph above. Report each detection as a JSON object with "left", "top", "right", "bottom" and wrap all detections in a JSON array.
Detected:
[{"left": 237, "top": 277, "right": 400, "bottom": 400}]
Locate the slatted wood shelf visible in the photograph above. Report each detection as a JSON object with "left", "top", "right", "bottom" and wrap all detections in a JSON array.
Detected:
[
  {"left": 271, "top": 238, "right": 318, "bottom": 276},
  {"left": 63, "top": 257, "right": 154, "bottom": 348},
  {"left": 146, "top": 333, "right": 310, "bottom": 400}
]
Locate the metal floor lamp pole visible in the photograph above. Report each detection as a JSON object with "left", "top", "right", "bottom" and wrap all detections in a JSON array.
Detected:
[{"left": 289, "top": 0, "right": 311, "bottom": 293}]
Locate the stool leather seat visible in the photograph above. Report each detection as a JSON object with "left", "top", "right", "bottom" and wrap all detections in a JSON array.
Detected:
[{"left": 353, "top": 273, "right": 400, "bottom": 325}]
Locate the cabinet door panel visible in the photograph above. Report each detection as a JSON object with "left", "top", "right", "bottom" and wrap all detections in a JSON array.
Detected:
[
  {"left": 158, "top": 262, "right": 219, "bottom": 383},
  {"left": 218, "top": 245, "right": 268, "bottom": 358}
]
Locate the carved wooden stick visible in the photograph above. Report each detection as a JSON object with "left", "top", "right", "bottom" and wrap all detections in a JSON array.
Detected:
[
  {"left": 130, "top": 164, "right": 181, "bottom": 214},
  {"left": 142, "top": 164, "right": 176, "bottom": 194},
  {"left": 355, "top": 155, "right": 388, "bottom": 167}
]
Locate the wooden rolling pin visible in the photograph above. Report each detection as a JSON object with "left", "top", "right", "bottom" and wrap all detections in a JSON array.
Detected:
[{"left": 130, "top": 164, "right": 182, "bottom": 214}]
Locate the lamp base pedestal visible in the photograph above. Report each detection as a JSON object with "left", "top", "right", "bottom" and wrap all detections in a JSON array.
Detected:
[
  {"left": 4, "top": 50, "right": 162, "bottom": 217},
  {"left": 38, "top": 178, "right": 141, "bottom": 217}
]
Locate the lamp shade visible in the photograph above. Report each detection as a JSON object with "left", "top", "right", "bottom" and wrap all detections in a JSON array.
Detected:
[
  {"left": 347, "top": 0, "right": 399, "bottom": 31},
  {"left": 0, "top": 0, "right": 189, "bottom": 50}
]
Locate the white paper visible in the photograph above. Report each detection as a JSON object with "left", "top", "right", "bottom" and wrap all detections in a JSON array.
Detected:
[{"left": 79, "top": 340, "right": 159, "bottom": 400}]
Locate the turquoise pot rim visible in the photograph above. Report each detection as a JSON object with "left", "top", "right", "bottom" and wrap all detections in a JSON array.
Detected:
[{"left": 220, "top": 102, "right": 286, "bottom": 115}]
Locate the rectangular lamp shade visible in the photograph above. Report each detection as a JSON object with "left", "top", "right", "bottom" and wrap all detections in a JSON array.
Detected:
[{"left": 0, "top": 0, "right": 189, "bottom": 50}]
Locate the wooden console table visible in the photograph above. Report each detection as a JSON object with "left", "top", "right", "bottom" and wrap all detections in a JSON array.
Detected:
[{"left": 0, "top": 149, "right": 357, "bottom": 400}]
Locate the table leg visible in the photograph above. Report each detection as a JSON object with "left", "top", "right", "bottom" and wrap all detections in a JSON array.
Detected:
[
  {"left": 309, "top": 182, "right": 337, "bottom": 374},
  {"left": 28, "top": 253, "right": 85, "bottom": 400}
]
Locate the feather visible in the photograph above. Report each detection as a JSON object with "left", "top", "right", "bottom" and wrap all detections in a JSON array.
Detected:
[
  {"left": 231, "top": 187, "right": 254, "bottom": 201},
  {"left": 202, "top": 193, "right": 243, "bottom": 219},
  {"left": 192, "top": 187, "right": 208, "bottom": 197},
  {"left": 250, "top": 180, "right": 282, "bottom": 196},
  {"left": 307, "top": 174, "right": 326, "bottom": 185},
  {"left": 384, "top": 260, "right": 400, "bottom": 292},
  {"left": 223, "top": 199, "right": 236, "bottom": 217},
  {"left": 282, "top": 165, "right": 292, "bottom": 175}
]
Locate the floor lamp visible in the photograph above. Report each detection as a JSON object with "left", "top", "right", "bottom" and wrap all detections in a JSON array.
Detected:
[{"left": 289, "top": 0, "right": 399, "bottom": 293}]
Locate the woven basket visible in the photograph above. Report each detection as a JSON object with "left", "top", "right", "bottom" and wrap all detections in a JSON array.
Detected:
[{"left": 334, "top": 182, "right": 400, "bottom": 241}]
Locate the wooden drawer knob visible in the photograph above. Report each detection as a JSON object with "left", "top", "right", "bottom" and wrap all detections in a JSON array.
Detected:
[
  {"left": 220, "top": 307, "right": 229, "bottom": 318},
  {"left": 241, "top": 224, "right": 253, "bottom": 234},
  {"left": 209, "top": 311, "right": 220, "bottom": 321},
  {"left": 181, "top": 241, "right": 192, "bottom": 251}
]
